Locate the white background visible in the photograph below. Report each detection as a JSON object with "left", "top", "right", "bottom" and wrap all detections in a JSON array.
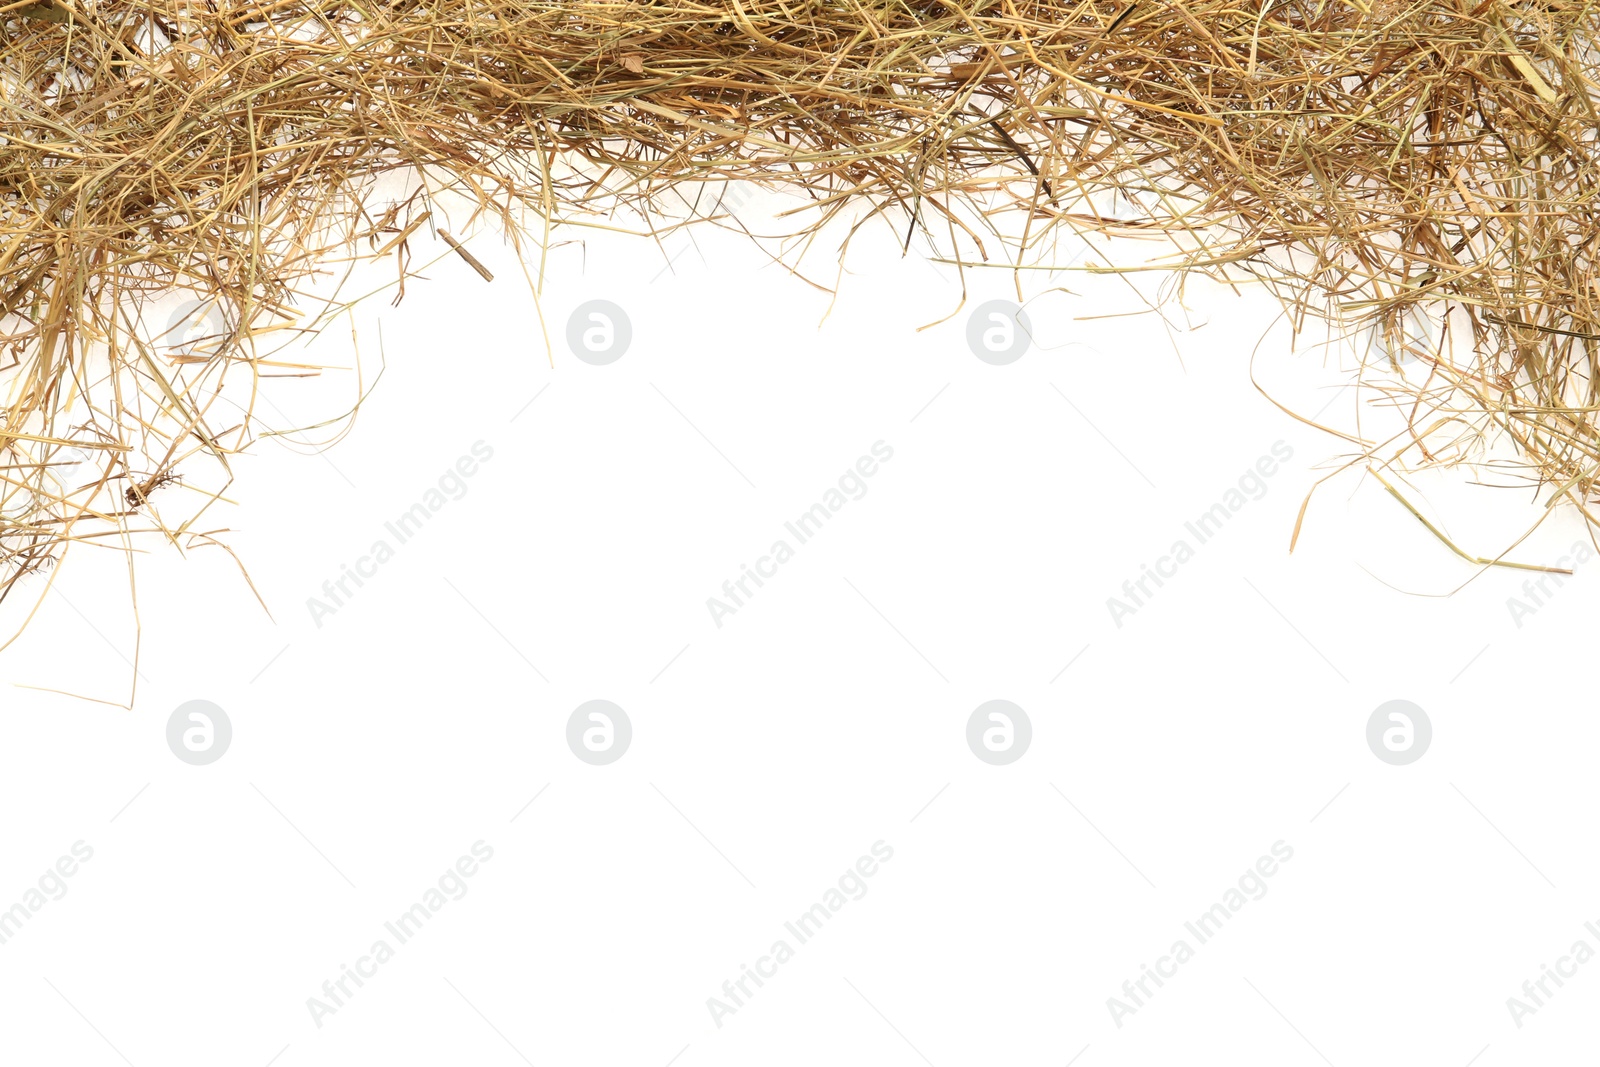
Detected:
[{"left": 2, "top": 183, "right": 1597, "bottom": 1067}]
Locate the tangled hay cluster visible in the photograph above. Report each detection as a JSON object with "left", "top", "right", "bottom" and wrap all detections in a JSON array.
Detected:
[{"left": 2, "top": 0, "right": 1598, "bottom": 634}]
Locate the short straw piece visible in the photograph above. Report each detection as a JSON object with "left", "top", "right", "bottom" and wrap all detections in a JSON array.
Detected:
[{"left": 437, "top": 230, "right": 495, "bottom": 283}]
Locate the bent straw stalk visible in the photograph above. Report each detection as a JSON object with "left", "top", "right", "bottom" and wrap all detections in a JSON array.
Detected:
[{"left": 2, "top": 0, "right": 1598, "bottom": 642}]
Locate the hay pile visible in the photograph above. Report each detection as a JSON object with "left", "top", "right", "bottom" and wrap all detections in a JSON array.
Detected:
[{"left": 3, "top": 0, "right": 1598, "bottom": 633}]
